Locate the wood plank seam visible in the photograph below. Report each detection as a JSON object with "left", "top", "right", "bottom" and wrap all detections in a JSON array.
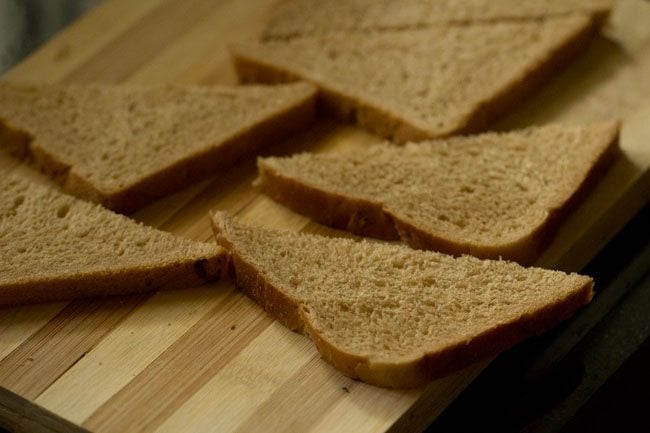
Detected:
[
  {"left": 81, "top": 289, "right": 272, "bottom": 432},
  {"left": 0, "top": 295, "right": 149, "bottom": 400}
]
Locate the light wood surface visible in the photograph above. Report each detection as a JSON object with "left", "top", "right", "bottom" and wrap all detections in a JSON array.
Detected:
[{"left": 1, "top": 0, "right": 650, "bottom": 432}]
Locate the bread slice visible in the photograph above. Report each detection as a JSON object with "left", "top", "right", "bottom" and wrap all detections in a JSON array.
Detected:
[
  {"left": 0, "top": 175, "right": 226, "bottom": 306},
  {"left": 0, "top": 82, "right": 317, "bottom": 213},
  {"left": 211, "top": 212, "right": 594, "bottom": 388},
  {"left": 256, "top": 121, "right": 620, "bottom": 264},
  {"left": 263, "top": 0, "right": 614, "bottom": 40},
  {"left": 233, "top": 15, "right": 596, "bottom": 142}
]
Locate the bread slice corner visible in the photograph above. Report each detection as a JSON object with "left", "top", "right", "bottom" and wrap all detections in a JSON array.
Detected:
[{"left": 262, "top": 0, "right": 615, "bottom": 40}]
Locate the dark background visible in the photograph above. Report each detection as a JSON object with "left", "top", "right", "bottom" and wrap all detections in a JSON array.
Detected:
[
  {"left": 0, "top": 1, "right": 648, "bottom": 432},
  {"left": 0, "top": 0, "right": 100, "bottom": 74}
]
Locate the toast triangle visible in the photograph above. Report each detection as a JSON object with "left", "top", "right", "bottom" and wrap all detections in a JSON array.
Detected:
[
  {"left": 257, "top": 121, "right": 620, "bottom": 264},
  {"left": 211, "top": 212, "right": 593, "bottom": 388},
  {"left": 0, "top": 82, "right": 316, "bottom": 212},
  {"left": 0, "top": 175, "right": 226, "bottom": 305}
]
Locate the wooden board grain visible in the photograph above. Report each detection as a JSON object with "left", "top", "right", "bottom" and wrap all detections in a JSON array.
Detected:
[{"left": 1, "top": 0, "right": 650, "bottom": 432}]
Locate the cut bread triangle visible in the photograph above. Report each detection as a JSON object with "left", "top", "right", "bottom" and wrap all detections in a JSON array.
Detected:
[
  {"left": 263, "top": 0, "right": 613, "bottom": 40},
  {"left": 256, "top": 121, "right": 620, "bottom": 264},
  {"left": 233, "top": 15, "right": 596, "bottom": 142},
  {"left": 211, "top": 212, "right": 594, "bottom": 388},
  {"left": 0, "top": 82, "right": 317, "bottom": 213},
  {"left": 0, "top": 175, "right": 226, "bottom": 306}
]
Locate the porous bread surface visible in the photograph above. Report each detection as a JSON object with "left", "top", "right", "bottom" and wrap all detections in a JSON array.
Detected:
[
  {"left": 0, "top": 175, "right": 223, "bottom": 304},
  {"left": 212, "top": 212, "right": 593, "bottom": 387},
  {"left": 0, "top": 82, "right": 316, "bottom": 210},
  {"left": 264, "top": 0, "right": 614, "bottom": 39},
  {"left": 234, "top": 15, "right": 594, "bottom": 140},
  {"left": 258, "top": 121, "right": 620, "bottom": 262}
]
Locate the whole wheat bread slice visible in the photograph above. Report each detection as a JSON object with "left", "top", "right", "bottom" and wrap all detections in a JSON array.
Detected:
[
  {"left": 211, "top": 212, "right": 594, "bottom": 388},
  {"left": 263, "top": 0, "right": 614, "bottom": 40},
  {"left": 0, "top": 82, "right": 317, "bottom": 213},
  {"left": 0, "top": 175, "right": 226, "bottom": 306},
  {"left": 233, "top": 15, "right": 596, "bottom": 142},
  {"left": 257, "top": 121, "right": 620, "bottom": 264}
]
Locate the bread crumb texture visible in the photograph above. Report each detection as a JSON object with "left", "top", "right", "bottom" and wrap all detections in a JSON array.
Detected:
[
  {"left": 0, "top": 175, "right": 223, "bottom": 304},
  {"left": 264, "top": 0, "right": 614, "bottom": 39},
  {"left": 0, "top": 82, "right": 316, "bottom": 209},
  {"left": 258, "top": 121, "right": 619, "bottom": 263},
  {"left": 212, "top": 212, "right": 593, "bottom": 387},
  {"left": 235, "top": 15, "right": 594, "bottom": 139}
]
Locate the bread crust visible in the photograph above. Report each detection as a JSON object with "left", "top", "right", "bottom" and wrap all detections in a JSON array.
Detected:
[
  {"left": 233, "top": 53, "right": 432, "bottom": 143},
  {"left": 211, "top": 212, "right": 594, "bottom": 388},
  {"left": 389, "top": 213, "right": 546, "bottom": 265},
  {"left": 0, "top": 84, "right": 317, "bottom": 214},
  {"left": 257, "top": 121, "right": 620, "bottom": 264},
  {"left": 303, "top": 278, "right": 592, "bottom": 387},
  {"left": 0, "top": 119, "right": 32, "bottom": 159},
  {"left": 211, "top": 214, "right": 305, "bottom": 331},
  {"left": 256, "top": 164, "right": 400, "bottom": 240},
  {"left": 0, "top": 251, "right": 227, "bottom": 306},
  {"left": 232, "top": 16, "right": 597, "bottom": 143}
]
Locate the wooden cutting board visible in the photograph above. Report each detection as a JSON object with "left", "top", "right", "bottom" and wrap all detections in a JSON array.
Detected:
[{"left": 1, "top": 0, "right": 649, "bottom": 432}]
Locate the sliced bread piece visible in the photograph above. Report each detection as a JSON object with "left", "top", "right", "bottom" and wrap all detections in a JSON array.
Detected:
[
  {"left": 211, "top": 212, "right": 594, "bottom": 388},
  {"left": 256, "top": 121, "right": 620, "bottom": 264},
  {"left": 0, "top": 175, "right": 226, "bottom": 306},
  {"left": 233, "top": 15, "right": 596, "bottom": 142},
  {"left": 0, "top": 82, "right": 317, "bottom": 213},
  {"left": 264, "top": 0, "right": 614, "bottom": 40}
]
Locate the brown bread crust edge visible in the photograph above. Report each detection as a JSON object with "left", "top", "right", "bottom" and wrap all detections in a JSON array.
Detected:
[
  {"left": 256, "top": 121, "right": 620, "bottom": 264},
  {"left": 210, "top": 212, "right": 594, "bottom": 388},
  {"left": 255, "top": 166, "right": 400, "bottom": 240},
  {"left": 232, "top": 16, "right": 597, "bottom": 143},
  {"left": 303, "top": 278, "right": 593, "bottom": 387},
  {"left": 384, "top": 121, "right": 621, "bottom": 264},
  {"left": 211, "top": 214, "right": 305, "bottom": 331},
  {"left": 0, "top": 85, "right": 317, "bottom": 214},
  {"left": 0, "top": 251, "right": 228, "bottom": 306}
]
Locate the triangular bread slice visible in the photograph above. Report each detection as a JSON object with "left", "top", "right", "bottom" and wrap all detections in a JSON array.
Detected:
[
  {"left": 256, "top": 121, "right": 620, "bottom": 264},
  {"left": 233, "top": 15, "right": 596, "bottom": 142},
  {"left": 263, "top": 0, "right": 614, "bottom": 40},
  {"left": 0, "top": 82, "right": 317, "bottom": 213},
  {"left": 0, "top": 175, "right": 226, "bottom": 306},
  {"left": 211, "top": 212, "right": 594, "bottom": 388}
]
